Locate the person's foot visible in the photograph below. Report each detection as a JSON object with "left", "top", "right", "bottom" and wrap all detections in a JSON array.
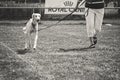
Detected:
[{"left": 93, "top": 36, "right": 97, "bottom": 45}]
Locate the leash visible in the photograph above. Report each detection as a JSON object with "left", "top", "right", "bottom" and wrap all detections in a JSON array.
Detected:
[{"left": 38, "top": 0, "right": 85, "bottom": 31}]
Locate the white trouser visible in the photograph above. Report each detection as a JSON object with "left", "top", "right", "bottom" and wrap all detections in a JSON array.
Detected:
[{"left": 85, "top": 8, "right": 104, "bottom": 37}]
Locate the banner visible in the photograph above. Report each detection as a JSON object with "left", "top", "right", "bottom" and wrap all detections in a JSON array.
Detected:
[{"left": 45, "top": 0, "right": 85, "bottom": 15}]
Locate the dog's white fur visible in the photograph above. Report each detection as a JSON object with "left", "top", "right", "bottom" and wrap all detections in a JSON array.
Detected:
[{"left": 23, "top": 13, "right": 41, "bottom": 50}]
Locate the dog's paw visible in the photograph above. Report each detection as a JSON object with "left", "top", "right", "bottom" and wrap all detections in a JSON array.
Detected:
[
  {"left": 23, "top": 27, "right": 26, "bottom": 30},
  {"left": 33, "top": 48, "right": 36, "bottom": 50},
  {"left": 23, "top": 27, "right": 27, "bottom": 33}
]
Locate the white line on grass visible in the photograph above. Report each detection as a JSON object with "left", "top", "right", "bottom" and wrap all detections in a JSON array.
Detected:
[
  {"left": 0, "top": 42, "right": 55, "bottom": 79},
  {"left": 0, "top": 42, "right": 16, "bottom": 55},
  {"left": 0, "top": 42, "right": 37, "bottom": 71}
]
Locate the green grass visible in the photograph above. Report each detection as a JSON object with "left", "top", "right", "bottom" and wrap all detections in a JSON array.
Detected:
[{"left": 0, "top": 20, "right": 120, "bottom": 80}]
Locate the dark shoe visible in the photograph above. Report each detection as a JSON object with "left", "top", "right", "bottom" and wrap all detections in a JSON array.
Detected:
[
  {"left": 93, "top": 36, "right": 97, "bottom": 45},
  {"left": 89, "top": 37, "right": 94, "bottom": 45}
]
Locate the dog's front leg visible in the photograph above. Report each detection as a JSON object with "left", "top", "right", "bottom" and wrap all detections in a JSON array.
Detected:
[
  {"left": 25, "top": 33, "right": 29, "bottom": 49},
  {"left": 33, "top": 24, "right": 38, "bottom": 49},
  {"left": 29, "top": 33, "right": 32, "bottom": 48}
]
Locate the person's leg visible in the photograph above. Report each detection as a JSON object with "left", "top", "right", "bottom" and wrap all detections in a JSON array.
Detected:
[
  {"left": 95, "top": 9, "right": 104, "bottom": 33},
  {"left": 85, "top": 9, "right": 96, "bottom": 48},
  {"left": 94, "top": 9, "right": 104, "bottom": 45}
]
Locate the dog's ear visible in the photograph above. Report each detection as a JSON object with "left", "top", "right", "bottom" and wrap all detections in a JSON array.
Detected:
[
  {"left": 39, "top": 14, "right": 41, "bottom": 18},
  {"left": 32, "top": 13, "right": 35, "bottom": 19}
]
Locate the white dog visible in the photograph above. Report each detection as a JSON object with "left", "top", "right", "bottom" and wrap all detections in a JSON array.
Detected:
[{"left": 23, "top": 13, "right": 41, "bottom": 50}]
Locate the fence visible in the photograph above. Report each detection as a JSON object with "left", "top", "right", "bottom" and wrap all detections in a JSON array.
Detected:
[{"left": 0, "top": 7, "right": 120, "bottom": 20}]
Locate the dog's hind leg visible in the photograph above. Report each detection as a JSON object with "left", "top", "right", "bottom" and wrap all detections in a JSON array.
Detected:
[
  {"left": 28, "top": 34, "right": 32, "bottom": 48},
  {"left": 24, "top": 34, "right": 29, "bottom": 49},
  {"left": 24, "top": 33, "right": 32, "bottom": 49}
]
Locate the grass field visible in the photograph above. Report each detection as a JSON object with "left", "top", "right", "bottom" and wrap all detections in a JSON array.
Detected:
[{"left": 0, "top": 20, "right": 120, "bottom": 80}]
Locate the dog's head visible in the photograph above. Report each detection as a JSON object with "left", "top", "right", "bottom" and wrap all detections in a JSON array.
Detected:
[{"left": 32, "top": 13, "right": 41, "bottom": 22}]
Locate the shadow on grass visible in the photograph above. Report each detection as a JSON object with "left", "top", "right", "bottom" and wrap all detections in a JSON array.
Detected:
[
  {"left": 16, "top": 49, "right": 29, "bottom": 54},
  {"left": 0, "top": 46, "right": 45, "bottom": 80},
  {"left": 58, "top": 46, "right": 95, "bottom": 52}
]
